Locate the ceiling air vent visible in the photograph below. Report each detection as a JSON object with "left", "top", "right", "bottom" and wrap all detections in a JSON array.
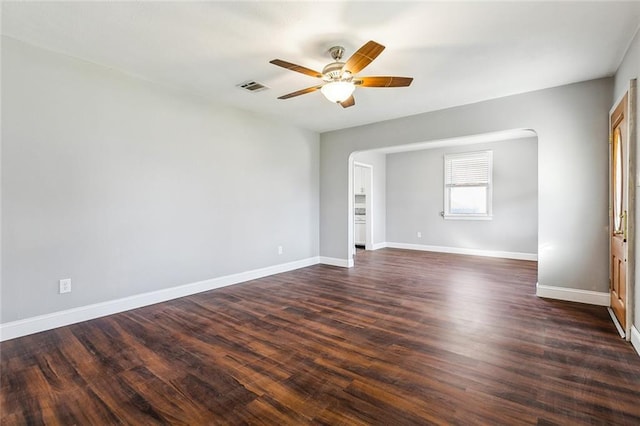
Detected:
[{"left": 237, "top": 80, "right": 269, "bottom": 93}]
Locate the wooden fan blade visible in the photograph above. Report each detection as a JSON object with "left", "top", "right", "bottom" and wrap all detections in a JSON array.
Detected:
[
  {"left": 343, "top": 41, "right": 385, "bottom": 74},
  {"left": 277, "top": 85, "right": 322, "bottom": 100},
  {"left": 269, "top": 59, "right": 323, "bottom": 79},
  {"left": 340, "top": 95, "right": 355, "bottom": 108},
  {"left": 355, "top": 76, "right": 413, "bottom": 88}
]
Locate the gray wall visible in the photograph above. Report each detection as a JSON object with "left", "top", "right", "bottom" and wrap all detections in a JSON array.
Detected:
[
  {"left": 352, "top": 151, "right": 386, "bottom": 248},
  {"left": 386, "top": 137, "right": 538, "bottom": 254},
  {"left": 321, "top": 78, "right": 612, "bottom": 292},
  {"left": 1, "top": 37, "right": 320, "bottom": 323},
  {"left": 614, "top": 28, "right": 639, "bottom": 333}
]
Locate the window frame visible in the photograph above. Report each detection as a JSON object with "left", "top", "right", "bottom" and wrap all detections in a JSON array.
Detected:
[{"left": 443, "top": 150, "right": 493, "bottom": 220}]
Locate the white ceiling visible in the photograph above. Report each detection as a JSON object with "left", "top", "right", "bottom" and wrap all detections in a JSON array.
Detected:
[{"left": 2, "top": 1, "right": 639, "bottom": 133}]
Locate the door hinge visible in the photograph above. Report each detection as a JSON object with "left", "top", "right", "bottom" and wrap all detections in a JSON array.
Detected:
[{"left": 609, "top": 134, "right": 613, "bottom": 144}]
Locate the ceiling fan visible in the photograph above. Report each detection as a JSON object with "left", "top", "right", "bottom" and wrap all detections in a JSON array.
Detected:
[{"left": 270, "top": 40, "right": 413, "bottom": 108}]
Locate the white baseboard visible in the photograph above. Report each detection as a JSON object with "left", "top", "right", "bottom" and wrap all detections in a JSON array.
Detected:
[
  {"left": 372, "top": 242, "right": 387, "bottom": 250},
  {"left": 536, "top": 283, "right": 610, "bottom": 306},
  {"left": 385, "top": 242, "right": 538, "bottom": 261},
  {"left": 319, "top": 256, "right": 354, "bottom": 268},
  {"left": 632, "top": 326, "right": 640, "bottom": 357},
  {"left": 0, "top": 256, "right": 320, "bottom": 342}
]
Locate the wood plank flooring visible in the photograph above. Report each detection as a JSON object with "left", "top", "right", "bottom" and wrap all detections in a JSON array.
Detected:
[{"left": 2, "top": 248, "right": 640, "bottom": 425}]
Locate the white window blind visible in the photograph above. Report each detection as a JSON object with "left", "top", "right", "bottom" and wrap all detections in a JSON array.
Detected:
[
  {"left": 443, "top": 151, "right": 493, "bottom": 219},
  {"left": 445, "top": 152, "right": 491, "bottom": 186}
]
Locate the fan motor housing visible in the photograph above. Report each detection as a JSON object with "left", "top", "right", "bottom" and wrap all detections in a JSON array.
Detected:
[
  {"left": 322, "top": 62, "right": 344, "bottom": 80},
  {"left": 322, "top": 62, "right": 353, "bottom": 81}
]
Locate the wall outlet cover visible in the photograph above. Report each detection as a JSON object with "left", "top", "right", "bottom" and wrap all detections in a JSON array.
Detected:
[{"left": 59, "top": 278, "right": 71, "bottom": 294}]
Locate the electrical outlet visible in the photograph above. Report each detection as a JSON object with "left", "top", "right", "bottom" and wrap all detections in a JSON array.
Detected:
[
  {"left": 278, "top": 245, "right": 283, "bottom": 255},
  {"left": 59, "top": 278, "right": 71, "bottom": 294},
  {"left": 417, "top": 232, "right": 422, "bottom": 238}
]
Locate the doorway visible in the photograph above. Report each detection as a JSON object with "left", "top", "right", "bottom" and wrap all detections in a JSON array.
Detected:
[
  {"left": 347, "top": 130, "right": 538, "bottom": 266},
  {"left": 609, "top": 82, "right": 636, "bottom": 340},
  {"left": 352, "top": 161, "right": 373, "bottom": 258}
]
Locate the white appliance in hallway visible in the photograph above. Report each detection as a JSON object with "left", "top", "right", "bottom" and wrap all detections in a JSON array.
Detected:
[
  {"left": 354, "top": 164, "right": 368, "bottom": 247},
  {"left": 354, "top": 205, "right": 366, "bottom": 246}
]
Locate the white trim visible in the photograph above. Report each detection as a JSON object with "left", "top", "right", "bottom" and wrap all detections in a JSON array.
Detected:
[
  {"left": 372, "top": 242, "right": 388, "bottom": 250},
  {"left": 626, "top": 79, "right": 637, "bottom": 341},
  {"left": 611, "top": 86, "right": 632, "bottom": 116},
  {"left": 631, "top": 325, "right": 640, "bottom": 357},
  {"left": 607, "top": 307, "right": 626, "bottom": 338},
  {"left": 536, "top": 283, "right": 610, "bottom": 306},
  {"left": 0, "top": 256, "right": 320, "bottom": 342},
  {"left": 443, "top": 215, "right": 493, "bottom": 221},
  {"left": 385, "top": 242, "right": 537, "bottom": 261},
  {"left": 319, "top": 256, "right": 354, "bottom": 268}
]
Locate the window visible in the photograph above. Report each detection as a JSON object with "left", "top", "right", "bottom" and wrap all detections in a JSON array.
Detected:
[{"left": 444, "top": 150, "right": 493, "bottom": 220}]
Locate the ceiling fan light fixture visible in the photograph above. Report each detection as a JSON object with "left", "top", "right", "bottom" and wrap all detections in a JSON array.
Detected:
[
  {"left": 321, "top": 81, "right": 355, "bottom": 103},
  {"left": 270, "top": 40, "right": 412, "bottom": 107}
]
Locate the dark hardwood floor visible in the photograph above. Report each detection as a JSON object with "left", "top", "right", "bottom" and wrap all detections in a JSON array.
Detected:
[{"left": 2, "top": 248, "right": 640, "bottom": 425}]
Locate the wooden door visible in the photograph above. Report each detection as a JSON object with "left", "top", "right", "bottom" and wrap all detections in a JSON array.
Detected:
[{"left": 610, "top": 93, "right": 629, "bottom": 331}]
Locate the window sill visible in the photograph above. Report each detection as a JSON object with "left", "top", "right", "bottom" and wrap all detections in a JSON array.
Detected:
[{"left": 443, "top": 215, "right": 493, "bottom": 221}]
